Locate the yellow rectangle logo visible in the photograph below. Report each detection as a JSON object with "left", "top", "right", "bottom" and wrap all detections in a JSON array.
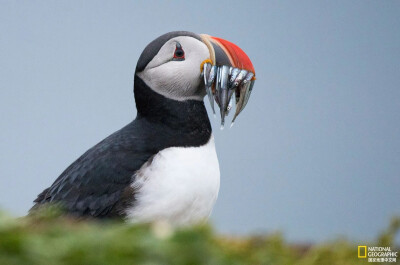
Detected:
[{"left": 358, "top": 246, "right": 367, "bottom": 258}]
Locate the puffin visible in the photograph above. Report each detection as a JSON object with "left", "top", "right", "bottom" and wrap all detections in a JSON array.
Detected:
[{"left": 31, "top": 31, "right": 255, "bottom": 225}]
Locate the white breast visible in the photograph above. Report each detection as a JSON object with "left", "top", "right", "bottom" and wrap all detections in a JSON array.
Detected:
[{"left": 127, "top": 136, "right": 220, "bottom": 225}]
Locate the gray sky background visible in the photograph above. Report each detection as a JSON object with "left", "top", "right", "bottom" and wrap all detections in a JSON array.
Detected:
[{"left": 1, "top": 0, "right": 399, "bottom": 243}]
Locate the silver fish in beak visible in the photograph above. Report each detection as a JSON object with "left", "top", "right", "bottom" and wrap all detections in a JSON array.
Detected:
[{"left": 200, "top": 34, "right": 256, "bottom": 128}]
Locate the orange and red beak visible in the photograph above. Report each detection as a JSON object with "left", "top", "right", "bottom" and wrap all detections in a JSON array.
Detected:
[{"left": 200, "top": 34, "right": 256, "bottom": 128}]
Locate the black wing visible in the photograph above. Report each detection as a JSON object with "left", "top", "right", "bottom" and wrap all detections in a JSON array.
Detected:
[
  {"left": 31, "top": 119, "right": 158, "bottom": 218},
  {"left": 31, "top": 79, "right": 213, "bottom": 219}
]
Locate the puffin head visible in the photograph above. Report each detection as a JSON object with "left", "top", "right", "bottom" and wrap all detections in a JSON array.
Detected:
[{"left": 134, "top": 31, "right": 255, "bottom": 126}]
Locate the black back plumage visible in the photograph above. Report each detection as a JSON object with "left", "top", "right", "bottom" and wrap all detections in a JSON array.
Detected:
[{"left": 32, "top": 32, "right": 212, "bottom": 218}]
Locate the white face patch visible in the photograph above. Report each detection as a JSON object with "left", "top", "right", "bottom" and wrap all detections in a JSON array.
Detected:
[{"left": 137, "top": 36, "right": 210, "bottom": 101}]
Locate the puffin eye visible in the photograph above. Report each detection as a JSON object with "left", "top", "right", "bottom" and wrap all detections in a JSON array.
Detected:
[{"left": 173, "top": 43, "right": 185, "bottom": 61}]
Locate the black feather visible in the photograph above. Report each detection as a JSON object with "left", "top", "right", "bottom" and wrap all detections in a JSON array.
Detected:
[{"left": 31, "top": 75, "right": 211, "bottom": 218}]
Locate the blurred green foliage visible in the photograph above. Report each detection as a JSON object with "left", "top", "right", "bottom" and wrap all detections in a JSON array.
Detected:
[{"left": 0, "top": 207, "right": 398, "bottom": 265}]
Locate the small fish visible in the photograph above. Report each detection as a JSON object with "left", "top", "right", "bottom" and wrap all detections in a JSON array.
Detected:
[
  {"left": 208, "top": 65, "right": 217, "bottom": 86},
  {"left": 218, "top": 65, "right": 230, "bottom": 127},
  {"left": 203, "top": 63, "right": 216, "bottom": 114},
  {"left": 241, "top": 79, "right": 255, "bottom": 111},
  {"left": 234, "top": 69, "right": 248, "bottom": 87},
  {"left": 243, "top": 72, "right": 254, "bottom": 84},
  {"left": 226, "top": 93, "right": 235, "bottom": 116},
  {"left": 229, "top": 68, "right": 241, "bottom": 89},
  {"left": 205, "top": 64, "right": 255, "bottom": 127},
  {"left": 232, "top": 81, "right": 251, "bottom": 123}
]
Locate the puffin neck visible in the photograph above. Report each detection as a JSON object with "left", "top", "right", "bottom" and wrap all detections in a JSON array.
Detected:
[{"left": 134, "top": 75, "right": 212, "bottom": 134}]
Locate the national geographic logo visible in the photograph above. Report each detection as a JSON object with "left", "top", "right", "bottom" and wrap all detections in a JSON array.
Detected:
[
  {"left": 358, "top": 245, "right": 398, "bottom": 263},
  {"left": 358, "top": 246, "right": 367, "bottom": 258}
]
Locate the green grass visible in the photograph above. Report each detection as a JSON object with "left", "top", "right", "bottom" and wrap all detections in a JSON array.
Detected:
[{"left": 0, "top": 207, "right": 398, "bottom": 265}]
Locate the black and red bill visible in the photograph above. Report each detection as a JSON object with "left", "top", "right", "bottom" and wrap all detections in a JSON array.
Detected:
[{"left": 201, "top": 34, "right": 256, "bottom": 128}]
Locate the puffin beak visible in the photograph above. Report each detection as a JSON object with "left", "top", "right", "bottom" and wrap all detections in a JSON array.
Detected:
[{"left": 200, "top": 34, "right": 256, "bottom": 128}]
